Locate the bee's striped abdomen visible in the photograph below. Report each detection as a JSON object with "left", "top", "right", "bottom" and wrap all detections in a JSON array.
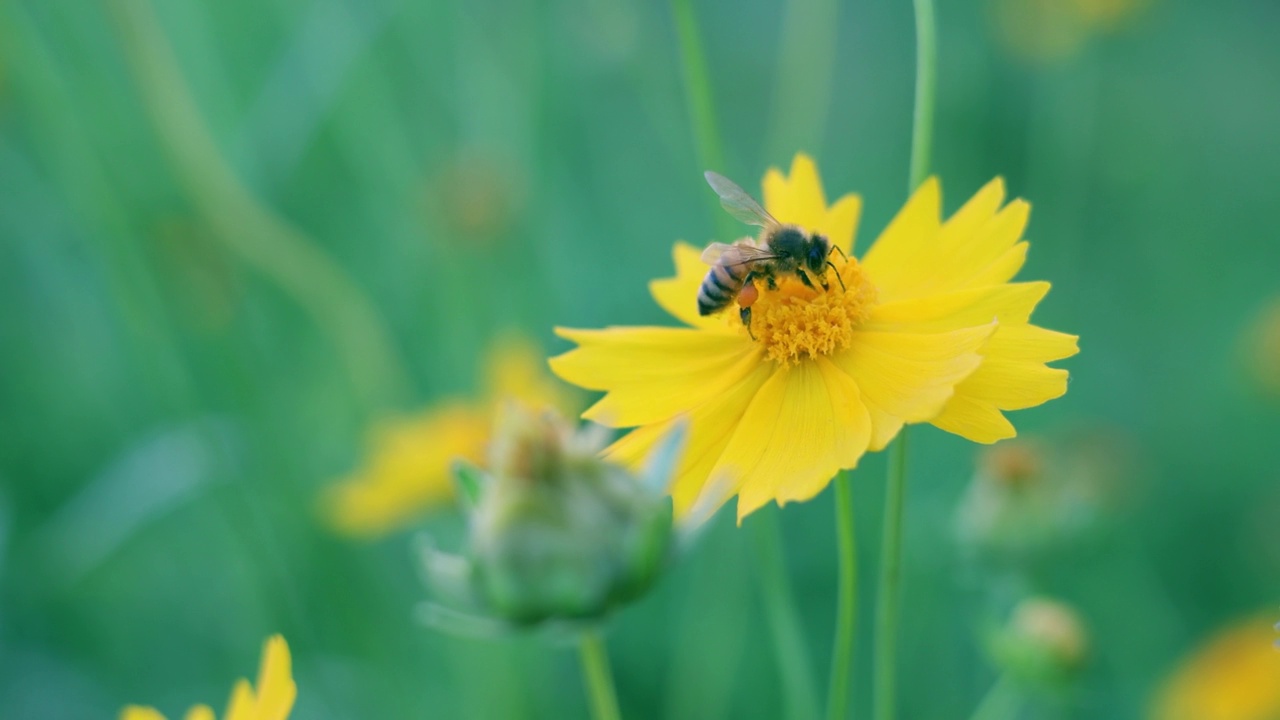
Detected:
[{"left": 697, "top": 261, "right": 744, "bottom": 316}]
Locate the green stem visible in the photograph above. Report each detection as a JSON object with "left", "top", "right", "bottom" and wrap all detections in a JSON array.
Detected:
[
  {"left": 105, "top": 0, "right": 407, "bottom": 414},
  {"left": 908, "top": 0, "right": 937, "bottom": 192},
  {"left": 873, "top": 0, "right": 936, "bottom": 715},
  {"left": 826, "top": 472, "right": 857, "bottom": 720},
  {"left": 967, "top": 674, "right": 1018, "bottom": 720},
  {"left": 751, "top": 510, "right": 821, "bottom": 720},
  {"left": 579, "top": 630, "right": 622, "bottom": 720},
  {"left": 669, "top": 0, "right": 737, "bottom": 242},
  {"left": 872, "top": 432, "right": 909, "bottom": 720}
]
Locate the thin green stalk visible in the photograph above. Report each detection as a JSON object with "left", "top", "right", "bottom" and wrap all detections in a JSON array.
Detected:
[
  {"left": 105, "top": 0, "right": 407, "bottom": 414},
  {"left": 874, "top": 0, "right": 936, "bottom": 716},
  {"left": 669, "top": 0, "right": 737, "bottom": 242},
  {"left": 908, "top": 0, "right": 937, "bottom": 192},
  {"left": 967, "top": 674, "right": 1018, "bottom": 720},
  {"left": 873, "top": 433, "right": 909, "bottom": 720},
  {"left": 752, "top": 510, "right": 821, "bottom": 720},
  {"left": 826, "top": 471, "right": 857, "bottom": 720},
  {"left": 579, "top": 630, "right": 622, "bottom": 720}
]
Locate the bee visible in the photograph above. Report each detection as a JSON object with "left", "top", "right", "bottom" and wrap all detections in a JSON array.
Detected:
[{"left": 697, "top": 171, "right": 846, "bottom": 335}]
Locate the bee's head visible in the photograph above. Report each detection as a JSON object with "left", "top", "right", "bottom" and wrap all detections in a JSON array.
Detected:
[{"left": 806, "top": 234, "right": 831, "bottom": 275}]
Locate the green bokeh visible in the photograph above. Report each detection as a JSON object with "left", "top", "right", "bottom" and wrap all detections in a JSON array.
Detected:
[{"left": 1, "top": 0, "right": 1277, "bottom": 718}]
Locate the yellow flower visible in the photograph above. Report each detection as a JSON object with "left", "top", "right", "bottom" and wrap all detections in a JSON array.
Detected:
[
  {"left": 120, "top": 635, "right": 295, "bottom": 720},
  {"left": 1152, "top": 614, "right": 1280, "bottom": 720},
  {"left": 551, "top": 154, "right": 1077, "bottom": 520},
  {"left": 1245, "top": 297, "right": 1280, "bottom": 397},
  {"left": 989, "top": 0, "right": 1150, "bottom": 63},
  {"left": 323, "top": 335, "right": 576, "bottom": 536}
]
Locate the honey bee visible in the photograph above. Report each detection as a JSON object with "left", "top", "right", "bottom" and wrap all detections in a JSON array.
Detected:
[{"left": 697, "top": 171, "right": 846, "bottom": 335}]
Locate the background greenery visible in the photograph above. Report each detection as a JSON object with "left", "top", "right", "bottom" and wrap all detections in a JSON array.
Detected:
[{"left": 2, "top": 0, "right": 1278, "bottom": 717}]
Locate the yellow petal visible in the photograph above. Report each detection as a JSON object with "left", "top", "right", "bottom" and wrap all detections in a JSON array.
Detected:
[
  {"left": 551, "top": 327, "right": 758, "bottom": 427},
  {"left": 322, "top": 405, "right": 489, "bottom": 536},
  {"left": 1152, "top": 614, "right": 1280, "bottom": 720},
  {"left": 932, "top": 324, "right": 1078, "bottom": 443},
  {"left": 834, "top": 323, "right": 995, "bottom": 450},
  {"left": 682, "top": 360, "right": 867, "bottom": 521},
  {"left": 183, "top": 707, "right": 215, "bottom": 720},
  {"left": 867, "top": 282, "right": 1051, "bottom": 332},
  {"left": 858, "top": 177, "right": 942, "bottom": 303},
  {"left": 252, "top": 636, "right": 296, "bottom": 720},
  {"left": 222, "top": 680, "right": 255, "bottom": 720},
  {"left": 606, "top": 361, "right": 776, "bottom": 516},
  {"left": 861, "top": 178, "right": 1034, "bottom": 302},
  {"left": 649, "top": 243, "right": 738, "bottom": 333},
  {"left": 120, "top": 707, "right": 167, "bottom": 720},
  {"left": 763, "top": 153, "right": 828, "bottom": 230},
  {"left": 819, "top": 193, "right": 863, "bottom": 255},
  {"left": 482, "top": 335, "right": 575, "bottom": 414}
]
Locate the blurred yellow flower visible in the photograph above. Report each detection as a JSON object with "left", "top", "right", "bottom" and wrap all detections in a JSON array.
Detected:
[
  {"left": 1152, "top": 614, "right": 1280, "bottom": 720},
  {"left": 120, "top": 635, "right": 294, "bottom": 720},
  {"left": 323, "top": 336, "right": 576, "bottom": 536},
  {"left": 1246, "top": 297, "right": 1280, "bottom": 397},
  {"left": 551, "top": 154, "right": 1077, "bottom": 520},
  {"left": 989, "top": 0, "right": 1149, "bottom": 62}
]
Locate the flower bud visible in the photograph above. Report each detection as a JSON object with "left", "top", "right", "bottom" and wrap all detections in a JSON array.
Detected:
[
  {"left": 419, "top": 403, "right": 681, "bottom": 628},
  {"left": 987, "top": 597, "right": 1088, "bottom": 689}
]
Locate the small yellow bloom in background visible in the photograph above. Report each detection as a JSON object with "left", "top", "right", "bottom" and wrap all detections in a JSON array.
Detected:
[
  {"left": 986, "top": 597, "right": 1088, "bottom": 689},
  {"left": 1151, "top": 614, "right": 1280, "bottom": 720},
  {"left": 551, "top": 154, "right": 1078, "bottom": 521},
  {"left": 324, "top": 335, "right": 577, "bottom": 537},
  {"left": 121, "top": 635, "right": 295, "bottom": 720},
  {"left": 989, "top": 0, "right": 1151, "bottom": 63},
  {"left": 1245, "top": 297, "right": 1280, "bottom": 398}
]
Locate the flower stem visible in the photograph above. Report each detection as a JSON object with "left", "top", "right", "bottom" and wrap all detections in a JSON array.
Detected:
[
  {"left": 874, "top": 0, "right": 936, "bottom": 715},
  {"left": 751, "top": 510, "right": 821, "bottom": 720},
  {"left": 579, "top": 630, "right": 622, "bottom": 720},
  {"left": 669, "top": 0, "right": 737, "bottom": 242},
  {"left": 826, "top": 471, "right": 858, "bottom": 720},
  {"left": 907, "top": 0, "right": 937, "bottom": 192},
  {"left": 873, "top": 433, "right": 909, "bottom": 720}
]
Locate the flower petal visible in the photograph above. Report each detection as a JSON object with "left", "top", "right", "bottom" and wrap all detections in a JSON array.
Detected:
[
  {"left": 763, "top": 153, "right": 828, "bottom": 230},
  {"left": 932, "top": 325, "right": 1079, "bottom": 443},
  {"left": 322, "top": 405, "right": 489, "bottom": 536},
  {"left": 649, "top": 243, "right": 739, "bottom": 333},
  {"left": 833, "top": 323, "right": 995, "bottom": 450},
  {"left": 867, "top": 282, "right": 1051, "bottom": 332},
  {"left": 861, "top": 178, "right": 1032, "bottom": 302},
  {"left": 858, "top": 178, "right": 942, "bottom": 302},
  {"left": 819, "top": 193, "right": 863, "bottom": 255},
  {"left": 551, "top": 327, "right": 758, "bottom": 427},
  {"left": 120, "top": 708, "right": 168, "bottom": 720},
  {"left": 605, "top": 361, "right": 776, "bottom": 516},
  {"left": 253, "top": 636, "right": 296, "bottom": 720},
  {"left": 690, "top": 359, "right": 871, "bottom": 521},
  {"left": 182, "top": 707, "right": 214, "bottom": 720}
]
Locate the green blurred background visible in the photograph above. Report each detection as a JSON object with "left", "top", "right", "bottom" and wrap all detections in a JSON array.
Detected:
[{"left": 2, "top": 0, "right": 1278, "bottom": 717}]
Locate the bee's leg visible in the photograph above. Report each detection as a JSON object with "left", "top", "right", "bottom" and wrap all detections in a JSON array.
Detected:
[
  {"left": 797, "top": 269, "right": 817, "bottom": 290},
  {"left": 740, "top": 306, "right": 755, "bottom": 340},
  {"left": 766, "top": 275, "right": 778, "bottom": 291},
  {"left": 827, "top": 261, "right": 847, "bottom": 292}
]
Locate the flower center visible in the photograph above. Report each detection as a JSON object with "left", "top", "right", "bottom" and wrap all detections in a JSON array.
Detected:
[{"left": 738, "top": 255, "right": 878, "bottom": 366}]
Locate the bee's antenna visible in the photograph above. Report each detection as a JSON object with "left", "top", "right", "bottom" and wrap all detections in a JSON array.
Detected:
[
  {"left": 827, "top": 261, "right": 847, "bottom": 292},
  {"left": 830, "top": 245, "right": 848, "bottom": 261}
]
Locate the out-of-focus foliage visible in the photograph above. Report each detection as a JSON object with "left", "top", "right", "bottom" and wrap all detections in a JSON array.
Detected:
[{"left": 1, "top": 0, "right": 1277, "bottom": 718}]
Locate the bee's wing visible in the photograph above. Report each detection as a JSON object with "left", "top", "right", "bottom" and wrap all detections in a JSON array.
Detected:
[
  {"left": 700, "top": 242, "right": 777, "bottom": 266},
  {"left": 704, "top": 171, "right": 779, "bottom": 229},
  {"left": 700, "top": 242, "right": 737, "bottom": 264}
]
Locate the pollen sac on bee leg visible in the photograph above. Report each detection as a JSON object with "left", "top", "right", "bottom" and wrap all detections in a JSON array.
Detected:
[{"left": 418, "top": 402, "right": 683, "bottom": 629}]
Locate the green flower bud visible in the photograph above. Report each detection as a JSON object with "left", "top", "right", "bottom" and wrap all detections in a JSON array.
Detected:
[
  {"left": 419, "top": 403, "right": 681, "bottom": 629},
  {"left": 986, "top": 597, "right": 1088, "bottom": 690}
]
